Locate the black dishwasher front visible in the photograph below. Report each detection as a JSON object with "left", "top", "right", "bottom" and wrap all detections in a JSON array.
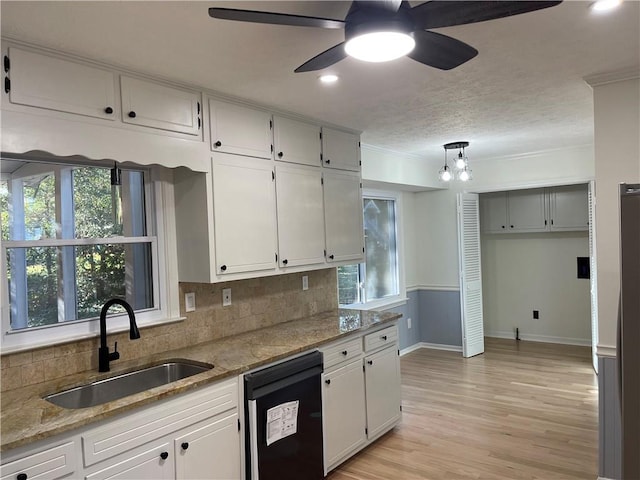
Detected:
[{"left": 244, "top": 351, "right": 324, "bottom": 480}]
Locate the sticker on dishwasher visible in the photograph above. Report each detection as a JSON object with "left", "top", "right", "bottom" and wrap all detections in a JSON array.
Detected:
[{"left": 266, "top": 400, "right": 299, "bottom": 446}]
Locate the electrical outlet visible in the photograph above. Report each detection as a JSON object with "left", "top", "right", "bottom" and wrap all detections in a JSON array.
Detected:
[
  {"left": 222, "top": 288, "right": 232, "bottom": 307},
  {"left": 302, "top": 275, "right": 309, "bottom": 291},
  {"left": 533, "top": 310, "right": 539, "bottom": 319},
  {"left": 407, "top": 318, "right": 412, "bottom": 329},
  {"left": 185, "top": 292, "right": 196, "bottom": 312}
]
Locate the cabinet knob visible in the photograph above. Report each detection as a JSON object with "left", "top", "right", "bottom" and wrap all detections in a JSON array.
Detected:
[
  {"left": 128, "top": 111, "right": 137, "bottom": 118},
  {"left": 325, "top": 159, "right": 331, "bottom": 164},
  {"left": 501, "top": 225, "right": 505, "bottom": 229},
  {"left": 282, "top": 259, "right": 288, "bottom": 265},
  {"left": 160, "top": 451, "right": 169, "bottom": 460},
  {"left": 341, "top": 350, "right": 348, "bottom": 356},
  {"left": 328, "top": 254, "right": 334, "bottom": 260},
  {"left": 325, "top": 379, "right": 331, "bottom": 385},
  {"left": 16, "top": 474, "right": 27, "bottom": 480},
  {"left": 381, "top": 335, "right": 388, "bottom": 340},
  {"left": 181, "top": 442, "right": 189, "bottom": 450},
  {"left": 510, "top": 225, "right": 514, "bottom": 228},
  {"left": 214, "top": 140, "right": 222, "bottom": 148},
  {"left": 220, "top": 264, "right": 227, "bottom": 272},
  {"left": 277, "top": 152, "right": 283, "bottom": 158},
  {"left": 104, "top": 106, "right": 113, "bottom": 114},
  {"left": 367, "top": 360, "right": 373, "bottom": 365}
]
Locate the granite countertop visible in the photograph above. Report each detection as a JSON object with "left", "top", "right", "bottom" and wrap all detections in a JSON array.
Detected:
[{"left": 1, "top": 308, "right": 400, "bottom": 452}]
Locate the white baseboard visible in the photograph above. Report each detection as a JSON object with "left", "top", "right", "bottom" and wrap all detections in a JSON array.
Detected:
[
  {"left": 400, "top": 342, "right": 462, "bottom": 356},
  {"left": 597, "top": 477, "right": 615, "bottom": 480},
  {"left": 486, "top": 331, "right": 591, "bottom": 347}
]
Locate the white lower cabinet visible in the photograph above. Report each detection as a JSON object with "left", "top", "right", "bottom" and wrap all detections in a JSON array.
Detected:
[
  {"left": 0, "top": 441, "right": 76, "bottom": 480},
  {"left": 320, "top": 322, "right": 401, "bottom": 475},
  {"left": 85, "top": 441, "right": 173, "bottom": 480},
  {"left": 322, "top": 360, "right": 367, "bottom": 472},
  {"left": 174, "top": 413, "right": 241, "bottom": 480},
  {"left": 364, "top": 346, "right": 402, "bottom": 440}
]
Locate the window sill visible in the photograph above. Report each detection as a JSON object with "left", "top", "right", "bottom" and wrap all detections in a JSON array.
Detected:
[
  {"left": 341, "top": 296, "right": 408, "bottom": 312},
  {"left": 0, "top": 316, "right": 186, "bottom": 356}
]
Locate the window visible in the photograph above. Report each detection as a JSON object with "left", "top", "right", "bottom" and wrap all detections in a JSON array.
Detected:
[
  {"left": 338, "top": 190, "right": 405, "bottom": 309},
  {"left": 1, "top": 159, "right": 177, "bottom": 351}
]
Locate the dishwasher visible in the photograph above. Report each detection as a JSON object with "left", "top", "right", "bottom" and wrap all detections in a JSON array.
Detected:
[{"left": 244, "top": 350, "right": 324, "bottom": 480}]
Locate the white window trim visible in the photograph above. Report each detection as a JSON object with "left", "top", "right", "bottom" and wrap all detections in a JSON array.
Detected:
[
  {"left": 0, "top": 164, "right": 181, "bottom": 354},
  {"left": 340, "top": 188, "right": 406, "bottom": 311}
]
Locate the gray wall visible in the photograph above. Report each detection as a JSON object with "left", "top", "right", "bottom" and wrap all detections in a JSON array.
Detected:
[
  {"left": 599, "top": 356, "right": 621, "bottom": 479},
  {"left": 389, "top": 289, "right": 462, "bottom": 352}
]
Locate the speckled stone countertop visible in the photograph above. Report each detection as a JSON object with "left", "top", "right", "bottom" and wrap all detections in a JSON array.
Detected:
[{"left": 1, "top": 308, "right": 400, "bottom": 452}]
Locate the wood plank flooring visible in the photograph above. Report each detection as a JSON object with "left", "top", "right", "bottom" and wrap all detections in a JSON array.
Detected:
[{"left": 328, "top": 338, "right": 598, "bottom": 480}]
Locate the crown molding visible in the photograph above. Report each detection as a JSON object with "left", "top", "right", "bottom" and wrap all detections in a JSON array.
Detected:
[{"left": 584, "top": 67, "right": 640, "bottom": 87}]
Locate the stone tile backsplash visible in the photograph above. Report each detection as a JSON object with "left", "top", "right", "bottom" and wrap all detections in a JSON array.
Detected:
[{"left": 0, "top": 269, "right": 337, "bottom": 392}]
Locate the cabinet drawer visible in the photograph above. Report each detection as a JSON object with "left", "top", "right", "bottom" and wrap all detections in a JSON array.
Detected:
[
  {"left": 364, "top": 326, "right": 398, "bottom": 352},
  {"left": 322, "top": 337, "right": 362, "bottom": 370},
  {"left": 82, "top": 378, "right": 237, "bottom": 467},
  {"left": 0, "top": 441, "right": 75, "bottom": 480}
]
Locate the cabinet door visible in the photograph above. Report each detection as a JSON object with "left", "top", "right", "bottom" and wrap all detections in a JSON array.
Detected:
[
  {"left": 480, "top": 192, "right": 508, "bottom": 233},
  {"left": 120, "top": 76, "right": 201, "bottom": 135},
  {"left": 549, "top": 184, "right": 588, "bottom": 231},
  {"left": 174, "top": 413, "right": 241, "bottom": 480},
  {"left": 85, "top": 442, "right": 173, "bottom": 480},
  {"left": 212, "top": 153, "right": 277, "bottom": 275},
  {"left": 323, "top": 170, "right": 364, "bottom": 263},
  {"left": 273, "top": 116, "right": 321, "bottom": 167},
  {"left": 0, "top": 442, "right": 75, "bottom": 480},
  {"left": 321, "top": 128, "right": 361, "bottom": 171},
  {"left": 209, "top": 99, "right": 272, "bottom": 159},
  {"left": 507, "top": 189, "right": 547, "bottom": 232},
  {"left": 8, "top": 47, "right": 116, "bottom": 120},
  {"left": 275, "top": 164, "right": 325, "bottom": 268},
  {"left": 364, "top": 346, "right": 401, "bottom": 440},
  {"left": 322, "top": 361, "right": 366, "bottom": 472}
]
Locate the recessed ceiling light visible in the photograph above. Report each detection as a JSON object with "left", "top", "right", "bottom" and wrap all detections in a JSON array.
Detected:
[
  {"left": 319, "top": 74, "right": 339, "bottom": 84},
  {"left": 591, "top": 0, "right": 622, "bottom": 12}
]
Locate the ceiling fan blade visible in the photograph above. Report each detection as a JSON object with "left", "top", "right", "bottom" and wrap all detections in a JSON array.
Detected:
[
  {"left": 407, "top": 30, "right": 478, "bottom": 70},
  {"left": 295, "top": 43, "right": 347, "bottom": 73},
  {"left": 208, "top": 8, "right": 344, "bottom": 29},
  {"left": 410, "top": 1, "right": 562, "bottom": 30}
]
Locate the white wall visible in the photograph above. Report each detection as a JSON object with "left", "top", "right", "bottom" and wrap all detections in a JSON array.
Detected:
[
  {"left": 590, "top": 75, "right": 640, "bottom": 352},
  {"left": 481, "top": 232, "right": 591, "bottom": 344}
]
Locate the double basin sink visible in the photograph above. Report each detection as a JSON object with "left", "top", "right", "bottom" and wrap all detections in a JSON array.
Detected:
[{"left": 44, "top": 359, "right": 213, "bottom": 409}]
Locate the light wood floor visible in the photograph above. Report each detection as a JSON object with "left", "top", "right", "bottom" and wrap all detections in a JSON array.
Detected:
[{"left": 329, "top": 337, "right": 598, "bottom": 480}]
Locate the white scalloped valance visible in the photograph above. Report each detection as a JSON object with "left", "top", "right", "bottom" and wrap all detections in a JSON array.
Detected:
[{"left": 1, "top": 109, "right": 209, "bottom": 172}]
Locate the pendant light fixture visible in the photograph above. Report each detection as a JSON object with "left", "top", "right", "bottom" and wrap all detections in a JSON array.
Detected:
[{"left": 439, "top": 141, "right": 472, "bottom": 182}]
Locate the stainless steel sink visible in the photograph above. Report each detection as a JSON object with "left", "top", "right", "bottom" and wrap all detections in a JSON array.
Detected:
[{"left": 44, "top": 359, "right": 213, "bottom": 409}]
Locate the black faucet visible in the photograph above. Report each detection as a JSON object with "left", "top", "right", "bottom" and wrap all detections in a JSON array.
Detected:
[{"left": 99, "top": 298, "right": 140, "bottom": 372}]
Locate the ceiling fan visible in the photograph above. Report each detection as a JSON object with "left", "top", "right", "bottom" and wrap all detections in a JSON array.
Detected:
[{"left": 209, "top": 1, "right": 562, "bottom": 73}]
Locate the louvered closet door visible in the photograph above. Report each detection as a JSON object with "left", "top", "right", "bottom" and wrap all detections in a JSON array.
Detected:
[
  {"left": 588, "top": 181, "right": 599, "bottom": 373},
  {"left": 457, "top": 193, "right": 485, "bottom": 358}
]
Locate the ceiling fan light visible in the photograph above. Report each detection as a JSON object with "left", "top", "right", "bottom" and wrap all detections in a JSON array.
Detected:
[
  {"left": 591, "top": 0, "right": 622, "bottom": 11},
  {"left": 345, "top": 31, "right": 415, "bottom": 63}
]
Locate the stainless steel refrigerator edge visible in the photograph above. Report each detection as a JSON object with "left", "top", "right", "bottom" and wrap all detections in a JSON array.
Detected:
[{"left": 618, "top": 183, "right": 640, "bottom": 479}]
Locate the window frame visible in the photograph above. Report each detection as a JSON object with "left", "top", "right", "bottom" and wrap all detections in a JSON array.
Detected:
[
  {"left": 339, "top": 188, "right": 407, "bottom": 311},
  {"left": 0, "top": 159, "right": 181, "bottom": 353}
]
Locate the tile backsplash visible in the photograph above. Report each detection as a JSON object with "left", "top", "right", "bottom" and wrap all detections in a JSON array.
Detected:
[{"left": 0, "top": 269, "right": 337, "bottom": 392}]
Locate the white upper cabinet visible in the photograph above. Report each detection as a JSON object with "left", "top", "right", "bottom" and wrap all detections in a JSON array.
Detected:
[
  {"left": 7, "top": 47, "right": 117, "bottom": 120},
  {"left": 120, "top": 76, "right": 201, "bottom": 136},
  {"left": 324, "top": 170, "right": 364, "bottom": 263},
  {"left": 321, "top": 127, "right": 361, "bottom": 171},
  {"left": 480, "top": 192, "right": 509, "bottom": 233},
  {"left": 273, "top": 116, "right": 321, "bottom": 167},
  {"left": 212, "top": 153, "right": 277, "bottom": 275},
  {"left": 275, "top": 164, "right": 326, "bottom": 268},
  {"left": 548, "top": 184, "right": 589, "bottom": 231},
  {"left": 507, "top": 189, "right": 547, "bottom": 232},
  {"left": 209, "top": 99, "right": 272, "bottom": 159}
]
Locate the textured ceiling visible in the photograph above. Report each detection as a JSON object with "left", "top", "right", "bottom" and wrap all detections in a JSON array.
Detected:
[{"left": 1, "top": 1, "right": 639, "bottom": 163}]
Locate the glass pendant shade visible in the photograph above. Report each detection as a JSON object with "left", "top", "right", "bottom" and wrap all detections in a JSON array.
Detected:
[
  {"left": 455, "top": 151, "right": 467, "bottom": 170},
  {"left": 439, "top": 164, "right": 452, "bottom": 182}
]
